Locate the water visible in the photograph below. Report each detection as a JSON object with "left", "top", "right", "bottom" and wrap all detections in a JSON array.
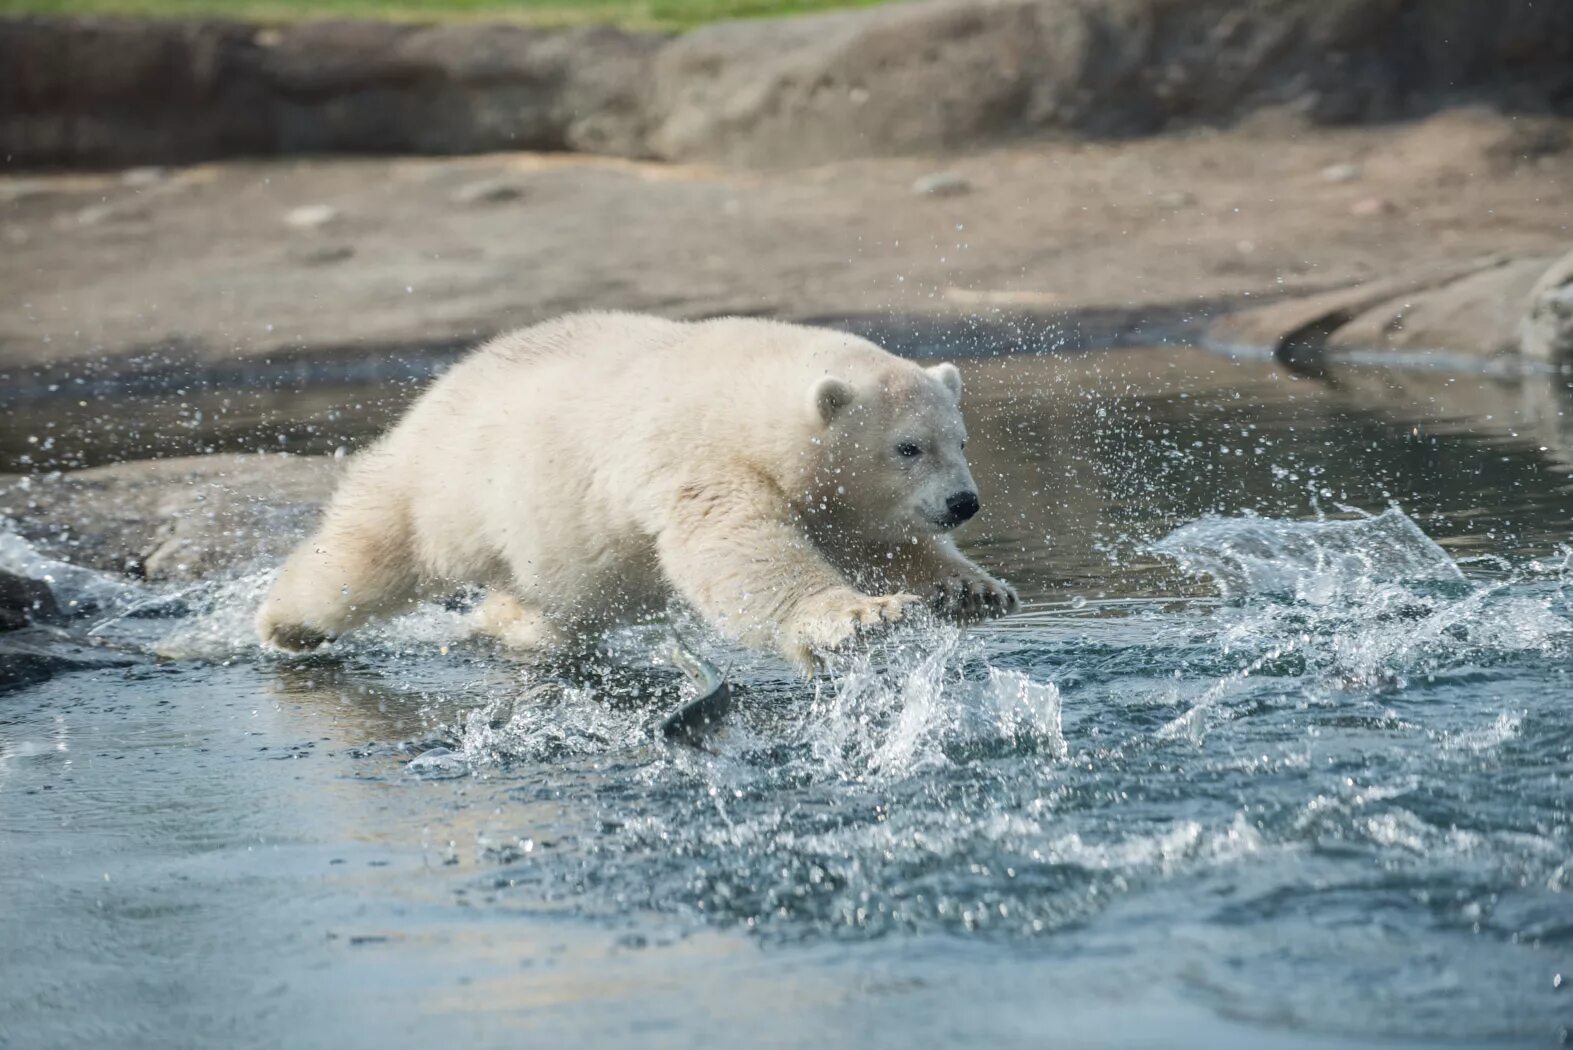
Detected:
[{"left": 3, "top": 345, "right": 1572, "bottom": 1047}]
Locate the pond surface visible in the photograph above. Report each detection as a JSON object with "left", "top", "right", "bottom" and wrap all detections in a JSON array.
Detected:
[{"left": 3, "top": 342, "right": 1572, "bottom": 1048}]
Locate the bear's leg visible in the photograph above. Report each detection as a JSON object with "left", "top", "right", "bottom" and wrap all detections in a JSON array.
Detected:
[
  {"left": 473, "top": 590, "right": 573, "bottom": 656},
  {"left": 885, "top": 536, "right": 1019, "bottom": 622},
  {"left": 257, "top": 487, "right": 421, "bottom": 651},
  {"left": 657, "top": 480, "right": 924, "bottom": 673}
]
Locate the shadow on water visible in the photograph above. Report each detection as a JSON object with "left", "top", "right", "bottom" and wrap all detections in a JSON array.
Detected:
[{"left": 3, "top": 332, "right": 1572, "bottom": 1048}]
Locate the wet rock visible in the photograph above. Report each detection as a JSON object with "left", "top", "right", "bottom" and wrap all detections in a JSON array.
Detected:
[
  {"left": 0, "top": 632, "right": 136, "bottom": 692},
  {"left": 284, "top": 204, "right": 339, "bottom": 230},
  {"left": 0, "top": 454, "right": 340, "bottom": 582},
  {"left": 1207, "top": 255, "right": 1555, "bottom": 370},
  {"left": 0, "top": 571, "right": 61, "bottom": 631},
  {"left": 1331, "top": 257, "right": 1549, "bottom": 361},
  {"left": 911, "top": 172, "right": 972, "bottom": 198},
  {"left": 1521, "top": 249, "right": 1573, "bottom": 366},
  {"left": 450, "top": 177, "right": 525, "bottom": 205}
]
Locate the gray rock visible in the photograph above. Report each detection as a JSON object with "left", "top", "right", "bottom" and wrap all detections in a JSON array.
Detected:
[
  {"left": 1521, "top": 249, "right": 1573, "bottom": 366},
  {"left": 0, "top": 454, "right": 339, "bottom": 582},
  {"left": 0, "top": 633, "right": 136, "bottom": 691},
  {"left": 646, "top": 0, "right": 1573, "bottom": 166},
  {"left": 0, "top": 16, "right": 660, "bottom": 168},
  {"left": 6, "top": 2, "right": 1573, "bottom": 169},
  {"left": 1207, "top": 255, "right": 1555, "bottom": 369},
  {"left": 911, "top": 172, "right": 971, "bottom": 197},
  {"left": 262, "top": 21, "right": 660, "bottom": 158},
  {"left": 0, "top": 570, "right": 61, "bottom": 631}
]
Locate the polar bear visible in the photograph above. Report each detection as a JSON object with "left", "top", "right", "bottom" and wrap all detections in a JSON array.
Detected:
[{"left": 257, "top": 313, "right": 1016, "bottom": 671}]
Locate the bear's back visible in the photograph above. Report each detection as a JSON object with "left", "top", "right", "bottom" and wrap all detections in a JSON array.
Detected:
[{"left": 479, "top": 311, "right": 688, "bottom": 367}]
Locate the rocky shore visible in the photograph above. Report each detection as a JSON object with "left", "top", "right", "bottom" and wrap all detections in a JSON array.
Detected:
[{"left": 5, "top": 0, "right": 1572, "bottom": 169}]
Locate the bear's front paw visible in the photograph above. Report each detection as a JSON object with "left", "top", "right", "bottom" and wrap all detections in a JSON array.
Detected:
[
  {"left": 783, "top": 589, "right": 925, "bottom": 671},
  {"left": 932, "top": 573, "right": 1019, "bottom": 622}
]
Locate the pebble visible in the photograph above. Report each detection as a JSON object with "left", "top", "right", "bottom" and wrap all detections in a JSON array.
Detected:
[
  {"left": 1349, "top": 196, "right": 1396, "bottom": 217},
  {"left": 284, "top": 204, "right": 339, "bottom": 230},
  {"left": 1155, "top": 190, "right": 1196, "bottom": 208},
  {"left": 1321, "top": 162, "right": 1362, "bottom": 183},
  {"left": 911, "top": 172, "right": 972, "bottom": 198},
  {"left": 450, "top": 178, "right": 525, "bottom": 205}
]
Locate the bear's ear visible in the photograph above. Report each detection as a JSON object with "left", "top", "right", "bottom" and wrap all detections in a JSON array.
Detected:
[
  {"left": 928, "top": 362, "right": 962, "bottom": 401},
  {"left": 809, "top": 375, "right": 855, "bottom": 425}
]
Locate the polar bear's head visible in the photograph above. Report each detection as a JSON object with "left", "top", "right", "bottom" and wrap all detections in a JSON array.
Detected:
[{"left": 807, "top": 361, "right": 980, "bottom": 539}]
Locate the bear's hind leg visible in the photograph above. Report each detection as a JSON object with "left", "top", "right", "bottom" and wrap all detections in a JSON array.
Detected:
[{"left": 257, "top": 513, "right": 421, "bottom": 651}]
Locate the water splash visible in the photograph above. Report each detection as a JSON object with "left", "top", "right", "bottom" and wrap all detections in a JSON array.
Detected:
[
  {"left": 798, "top": 626, "right": 1065, "bottom": 782},
  {"left": 1153, "top": 507, "right": 1466, "bottom": 601},
  {"left": 1149, "top": 508, "right": 1572, "bottom": 740},
  {"left": 0, "top": 521, "right": 141, "bottom": 613}
]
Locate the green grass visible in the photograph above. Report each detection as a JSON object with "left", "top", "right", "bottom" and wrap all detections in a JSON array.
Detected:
[{"left": 0, "top": 0, "right": 896, "bottom": 31}]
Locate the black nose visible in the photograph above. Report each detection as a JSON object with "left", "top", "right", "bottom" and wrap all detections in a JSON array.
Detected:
[{"left": 944, "top": 491, "right": 980, "bottom": 524}]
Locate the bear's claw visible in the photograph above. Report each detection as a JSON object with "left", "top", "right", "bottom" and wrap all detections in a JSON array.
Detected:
[{"left": 933, "top": 574, "right": 1019, "bottom": 622}]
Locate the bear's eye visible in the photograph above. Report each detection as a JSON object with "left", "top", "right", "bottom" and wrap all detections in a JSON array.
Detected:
[{"left": 896, "top": 442, "right": 923, "bottom": 458}]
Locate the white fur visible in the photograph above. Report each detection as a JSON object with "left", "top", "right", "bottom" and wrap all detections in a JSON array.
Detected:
[{"left": 256, "top": 313, "right": 1017, "bottom": 671}]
